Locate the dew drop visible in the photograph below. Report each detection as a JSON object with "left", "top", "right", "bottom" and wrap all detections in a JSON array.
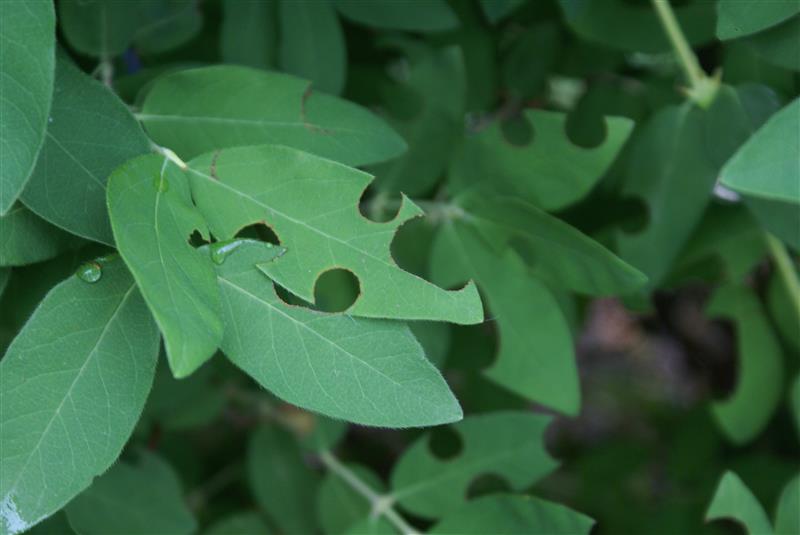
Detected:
[
  {"left": 47, "top": 116, "right": 53, "bottom": 124},
  {"left": 210, "top": 239, "right": 246, "bottom": 265},
  {"left": 153, "top": 174, "right": 170, "bottom": 193},
  {"left": 76, "top": 261, "right": 102, "bottom": 283}
]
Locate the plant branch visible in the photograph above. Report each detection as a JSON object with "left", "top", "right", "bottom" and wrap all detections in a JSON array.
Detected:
[
  {"left": 765, "top": 233, "right": 800, "bottom": 319},
  {"left": 318, "top": 450, "right": 420, "bottom": 535},
  {"left": 651, "top": 0, "right": 719, "bottom": 107}
]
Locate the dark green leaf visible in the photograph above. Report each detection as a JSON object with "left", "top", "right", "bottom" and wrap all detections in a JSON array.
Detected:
[
  {"left": 0, "top": 0, "right": 55, "bottom": 214},
  {"left": 65, "top": 452, "right": 196, "bottom": 535},
  {"left": 220, "top": 0, "right": 277, "bottom": 70},
  {"left": 335, "top": 0, "right": 458, "bottom": 32},
  {"left": 22, "top": 54, "right": 150, "bottom": 245},
  {"left": 0, "top": 204, "right": 78, "bottom": 267}
]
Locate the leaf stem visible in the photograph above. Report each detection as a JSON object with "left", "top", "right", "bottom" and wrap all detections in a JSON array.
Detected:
[
  {"left": 651, "top": 0, "right": 719, "bottom": 107},
  {"left": 318, "top": 450, "right": 420, "bottom": 535},
  {"left": 764, "top": 233, "right": 800, "bottom": 319},
  {"left": 149, "top": 141, "right": 188, "bottom": 170}
]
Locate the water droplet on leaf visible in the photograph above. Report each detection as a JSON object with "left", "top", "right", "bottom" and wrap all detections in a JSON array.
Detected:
[
  {"left": 153, "top": 174, "right": 170, "bottom": 193},
  {"left": 76, "top": 261, "right": 102, "bottom": 283}
]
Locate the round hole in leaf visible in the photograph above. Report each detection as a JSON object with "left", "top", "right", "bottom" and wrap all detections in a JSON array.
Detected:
[
  {"left": 313, "top": 268, "right": 360, "bottom": 313},
  {"left": 234, "top": 222, "right": 281, "bottom": 245},
  {"left": 428, "top": 425, "right": 464, "bottom": 460}
]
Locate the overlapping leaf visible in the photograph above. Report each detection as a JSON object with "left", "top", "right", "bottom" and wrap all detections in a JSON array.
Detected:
[
  {"left": 0, "top": 205, "right": 77, "bottom": 267},
  {"left": 188, "top": 145, "right": 482, "bottom": 324},
  {"left": 0, "top": 0, "right": 55, "bottom": 215},
  {"left": 390, "top": 412, "right": 557, "bottom": 519},
  {"left": 335, "top": 0, "right": 458, "bottom": 32},
  {"left": 107, "top": 154, "right": 223, "bottom": 378},
  {"left": 430, "top": 494, "right": 594, "bottom": 535},
  {"left": 430, "top": 222, "right": 580, "bottom": 415},
  {"left": 22, "top": 54, "right": 150, "bottom": 245},
  {"left": 706, "top": 472, "right": 775, "bottom": 534},
  {"left": 716, "top": 0, "right": 800, "bottom": 40},
  {"left": 64, "top": 452, "right": 196, "bottom": 535},
  {"left": 138, "top": 66, "right": 406, "bottom": 166},
  {"left": 450, "top": 110, "right": 633, "bottom": 211},
  {"left": 0, "top": 257, "right": 159, "bottom": 535},
  {"left": 708, "top": 284, "right": 784, "bottom": 444},
  {"left": 213, "top": 240, "right": 462, "bottom": 427}
]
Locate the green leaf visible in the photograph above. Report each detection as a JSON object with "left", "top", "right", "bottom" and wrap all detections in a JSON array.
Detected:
[
  {"left": 745, "top": 196, "right": 800, "bottom": 250},
  {"left": 335, "top": 0, "right": 458, "bottom": 32},
  {"left": 188, "top": 145, "right": 482, "bottom": 324},
  {"left": 220, "top": 0, "right": 277, "bottom": 70},
  {"left": 743, "top": 16, "right": 800, "bottom": 71},
  {"left": 429, "top": 494, "right": 595, "bottom": 535},
  {"left": 248, "top": 425, "right": 318, "bottom": 534},
  {"left": 557, "top": 0, "right": 716, "bottom": 53},
  {"left": 205, "top": 512, "right": 271, "bottom": 535},
  {"left": 278, "top": 0, "right": 346, "bottom": 95},
  {"left": 58, "top": 0, "right": 201, "bottom": 58},
  {"left": 721, "top": 97, "right": 800, "bottom": 204},
  {"left": 21, "top": 54, "right": 150, "bottom": 245},
  {"left": 107, "top": 154, "right": 223, "bottom": 378},
  {"left": 0, "top": 269, "right": 9, "bottom": 298},
  {"left": 0, "top": 256, "right": 159, "bottom": 535},
  {"left": 775, "top": 474, "right": 799, "bottom": 535},
  {"left": 791, "top": 375, "right": 800, "bottom": 440},
  {"left": 317, "top": 464, "right": 387, "bottom": 535},
  {"left": 479, "top": 0, "right": 525, "bottom": 25},
  {"left": 0, "top": 0, "right": 55, "bottom": 215},
  {"left": 458, "top": 193, "right": 647, "bottom": 296},
  {"left": 716, "top": 0, "right": 800, "bottom": 40},
  {"left": 139, "top": 66, "right": 406, "bottom": 166},
  {"left": 708, "top": 284, "right": 784, "bottom": 445},
  {"left": 370, "top": 45, "right": 466, "bottom": 196},
  {"left": 430, "top": 222, "right": 580, "bottom": 415},
  {"left": 390, "top": 412, "right": 557, "bottom": 519},
  {"left": 143, "top": 360, "right": 226, "bottom": 431},
  {"left": 450, "top": 110, "right": 633, "bottom": 211},
  {"left": 706, "top": 472, "right": 774, "bottom": 535},
  {"left": 214, "top": 240, "right": 462, "bottom": 427},
  {"left": 64, "top": 452, "right": 196, "bottom": 535},
  {"left": 0, "top": 204, "right": 78, "bottom": 267}
]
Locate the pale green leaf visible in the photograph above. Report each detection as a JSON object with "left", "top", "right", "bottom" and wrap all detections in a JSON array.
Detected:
[
  {"left": 279, "top": 0, "right": 345, "bottom": 95},
  {"left": 139, "top": 66, "right": 406, "bottom": 166},
  {"left": 721, "top": 97, "right": 800, "bottom": 204},
  {"left": 450, "top": 110, "right": 633, "bottom": 211},
  {"left": 0, "top": 0, "right": 55, "bottom": 215},
  {"left": 214, "top": 240, "right": 462, "bottom": 427},
  {"left": 708, "top": 284, "right": 784, "bottom": 445},
  {"left": 65, "top": 452, "right": 196, "bottom": 535},
  {"left": 335, "top": 0, "right": 458, "bottom": 32},
  {"left": 248, "top": 425, "right": 318, "bottom": 534},
  {"left": 717, "top": 0, "right": 800, "bottom": 40},
  {"left": 390, "top": 412, "right": 557, "bottom": 519},
  {"left": 188, "top": 145, "right": 482, "bottom": 324},
  {"left": 107, "top": 154, "right": 223, "bottom": 378},
  {"left": 458, "top": 193, "right": 647, "bottom": 296},
  {"left": 775, "top": 474, "right": 800, "bottom": 535},
  {"left": 220, "top": 0, "right": 277, "bottom": 70},
  {"left": 429, "top": 494, "right": 594, "bottom": 535},
  {"left": 21, "top": 54, "right": 150, "bottom": 245},
  {"left": 706, "top": 472, "right": 774, "bottom": 535},
  {"left": 0, "top": 257, "right": 159, "bottom": 535},
  {"left": 0, "top": 204, "right": 77, "bottom": 267},
  {"left": 205, "top": 512, "right": 271, "bottom": 535},
  {"left": 430, "top": 222, "right": 579, "bottom": 415}
]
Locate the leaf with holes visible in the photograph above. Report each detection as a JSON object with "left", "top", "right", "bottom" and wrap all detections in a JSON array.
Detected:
[
  {"left": 450, "top": 110, "right": 633, "bottom": 211},
  {"left": 430, "top": 221, "right": 580, "bottom": 415},
  {"left": 107, "top": 154, "right": 223, "bottom": 378},
  {"left": 188, "top": 144, "right": 482, "bottom": 324},
  {"left": 390, "top": 412, "right": 557, "bottom": 519},
  {"left": 213, "top": 240, "right": 462, "bottom": 427},
  {"left": 139, "top": 66, "right": 406, "bottom": 166},
  {"left": 706, "top": 472, "right": 774, "bottom": 534},
  {"left": 0, "top": 256, "right": 159, "bottom": 535}
]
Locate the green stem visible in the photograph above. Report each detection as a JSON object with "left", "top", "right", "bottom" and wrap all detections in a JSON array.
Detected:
[
  {"left": 318, "top": 450, "right": 419, "bottom": 535},
  {"left": 651, "top": 0, "right": 718, "bottom": 107},
  {"left": 765, "top": 233, "right": 800, "bottom": 319}
]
